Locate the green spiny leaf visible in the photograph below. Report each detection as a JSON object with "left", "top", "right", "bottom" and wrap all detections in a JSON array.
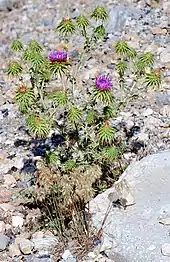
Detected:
[
  {"left": 68, "top": 106, "right": 82, "bottom": 124},
  {"left": 7, "top": 61, "right": 22, "bottom": 77},
  {"left": 11, "top": 40, "right": 23, "bottom": 52},
  {"left": 56, "top": 18, "right": 76, "bottom": 36},
  {"left": 46, "top": 151, "right": 60, "bottom": 165},
  {"left": 91, "top": 6, "right": 108, "bottom": 21},
  {"left": 116, "top": 61, "right": 128, "bottom": 76},
  {"left": 93, "top": 25, "right": 105, "bottom": 41},
  {"left": 76, "top": 15, "right": 89, "bottom": 29},
  {"left": 61, "top": 159, "right": 76, "bottom": 172},
  {"left": 15, "top": 86, "right": 34, "bottom": 113},
  {"left": 27, "top": 115, "right": 51, "bottom": 137},
  {"left": 48, "top": 61, "right": 69, "bottom": 76},
  {"left": 98, "top": 123, "right": 115, "bottom": 144},
  {"left": 23, "top": 50, "right": 44, "bottom": 69},
  {"left": 28, "top": 40, "right": 43, "bottom": 53},
  {"left": 86, "top": 110, "right": 98, "bottom": 124},
  {"left": 103, "top": 106, "right": 116, "bottom": 120},
  {"left": 101, "top": 146, "right": 119, "bottom": 162},
  {"left": 136, "top": 52, "right": 154, "bottom": 74},
  {"left": 144, "top": 72, "right": 162, "bottom": 88},
  {"left": 93, "top": 89, "right": 114, "bottom": 105},
  {"left": 48, "top": 92, "right": 68, "bottom": 106}
]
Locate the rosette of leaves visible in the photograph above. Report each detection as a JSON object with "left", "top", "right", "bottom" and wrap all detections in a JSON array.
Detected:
[
  {"left": 15, "top": 85, "right": 35, "bottom": 113},
  {"left": 56, "top": 18, "right": 76, "bottom": 36},
  {"left": 115, "top": 41, "right": 136, "bottom": 59},
  {"left": 68, "top": 106, "right": 82, "bottom": 126},
  {"left": 48, "top": 61, "right": 69, "bottom": 77},
  {"left": 91, "top": 6, "right": 108, "bottom": 21},
  {"left": 93, "top": 89, "right": 114, "bottom": 105},
  {"left": 103, "top": 106, "right": 116, "bottom": 120},
  {"left": 86, "top": 109, "right": 98, "bottom": 124},
  {"left": 101, "top": 146, "right": 119, "bottom": 162},
  {"left": 46, "top": 151, "right": 60, "bottom": 165},
  {"left": 48, "top": 92, "right": 68, "bottom": 107},
  {"left": 135, "top": 52, "right": 154, "bottom": 74},
  {"left": 92, "top": 25, "right": 105, "bottom": 41},
  {"left": 7, "top": 61, "right": 22, "bottom": 77},
  {"left": 26, "top": 114, "right": 51, "bottom": 137},
  {"left": 97, "top": 122, "right": 115, "bottom": 145},
  {"left": 11, "top": 40, "right": 23, "bottom": 52},
  {"left": 144, "top": 72, "right": 162, "bottom": 88},
  {"left": 76, "top": 15, "right": 89, "bottom": 37}
]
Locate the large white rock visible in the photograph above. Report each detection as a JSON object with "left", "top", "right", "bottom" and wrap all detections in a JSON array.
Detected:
[{"left": 90, "top": 151, "right": 170, "bottom": 262}]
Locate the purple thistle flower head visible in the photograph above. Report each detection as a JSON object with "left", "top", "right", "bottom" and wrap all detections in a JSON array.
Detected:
[
  {"left": 95, "top": 75, "right": 112, "bottom": 91},
  {"left": 48, "top": 51, "right": 68, "bottom": 63}
]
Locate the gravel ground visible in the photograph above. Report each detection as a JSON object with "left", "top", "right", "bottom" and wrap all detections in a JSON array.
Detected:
[{"left": 0, "top": 0, "right": 170, "bottom": 261}]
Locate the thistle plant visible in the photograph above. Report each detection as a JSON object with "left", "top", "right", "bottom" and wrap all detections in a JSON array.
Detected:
[
  {"left": 114, "top": 41, "right": 162, "bottom": 93},
  {"left": 6, "top": 6, "right": 163, "bottom": 239}
]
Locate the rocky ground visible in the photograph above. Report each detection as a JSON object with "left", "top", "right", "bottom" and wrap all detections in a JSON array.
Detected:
[{"left": 0, "top": 0, "right": 170, "bottom": 261}]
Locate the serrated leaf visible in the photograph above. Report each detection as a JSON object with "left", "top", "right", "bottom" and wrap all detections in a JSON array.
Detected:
[
  {"left": 11, "top": 40, "right": 23, "bottom": 52},
  {"left": 15, "top": 86, "right": 34, "bottom": 113},
  {"left": 48, "top": 92, "right": 68, "bottom": 106},
  {"left": 68, "top": 106, "right": 81, "bottom": 124},
  {"left": 76, "top": 15, "right": 89, "bottom": 29},
  {"left": 56, "top": 18, "right": 76, "bottom": 36},
  {"left": 144, "top": 72, "right": 162, "bottom": 88},
  {"left": 98, "top": 123, "right": 115, "bottom": 144},
  {"left": 7, "top": 61, "right": 22, "bottom": 77},
  {"left": 116, "top": 61, "right": 128, "bottom": 76},
  {"left": 48, "top": 61, "right": 69, "bottom": 76},
  {"left": 27, "top": 115, "right": 51, "bottom": 137},
  {"left": 93, "top": 89, "right": 114, "bottom": 105},
  {"left": 101, "top": 146, "right": 119, "bottom": 161},
  {"left": 86, "top": 110, "right": 98, "bottom": 124},
  {"left": 91, "top": 6, "right": 108, "bottom": 21}
]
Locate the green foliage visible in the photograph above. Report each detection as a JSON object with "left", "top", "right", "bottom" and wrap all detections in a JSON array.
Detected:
[
  {"left": 86, "top": 110, "right": 98, "bottom": 124},
  {"left": 23, "top": 50, "right": 45, "bottom": 69},
  {"left": 46, "top": 151, "right": 60, "bottom": 165},
  {"left": 116, "top": 61, "right": 128, "bottom": 76},
  {"left": 48, "top": 92, "right": 68, "bottom": 106},
  {"left": 11, "top": 40, "right": 23, "bottom": 52},
  {"left": 93, "top": 89, "right": 114, "bottom": 105},
  {"left": 76, "top": 15, "right": 89, "bottom": 29},
  {"left": 93, "top": 25, "right": 105, "bottom": 41},
  {"left": 56, "top": 18, "right": 76, "bottom": 36},
  {"left": 61, "top": 159, "right": 76, "bottom": 172},
  {"left": 15, "top": 86, "right": 34, "bottom": 113},
  {"left": 48, "top": 61, "right": 69, "bottom": 76},
  {"left": 27, "top": 115, "right": 51, "bottom": 137},
  {"left": 101, "top": 146, "right": 119, "bottom": 162},
  {"left": 115, "top": 41, "right": 136, "bottom": 59},
  {"left": 68, "top": 106, "right": 82, "bottom": 125},
  {"left": 144, "top": 72, "right": 162, "bottom": 88},
  {"left": 136, "top": 52, "right": 154, "bottom": 74},
  {"left": 28, "top": 40, "right": 43, "bottom": 53},
  {"left": 91, "top": 6, "right": 108, "bottom": 21},
  {"left": 98, "top": 123, "right": 115, "bottom": 144},
  {"left": 7, "top": 61, "right": 22, "bottom": 77},
  {"left": 103, "top": 106, "right": 116, "bottom": 120}
]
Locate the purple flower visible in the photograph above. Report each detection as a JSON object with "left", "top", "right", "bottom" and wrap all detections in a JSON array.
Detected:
[
  {"left": 95, "top": 75, "right": 112, "bottom": 91},
  {"left": 48, "top": 51, "right": 68, "bottom": 63}
]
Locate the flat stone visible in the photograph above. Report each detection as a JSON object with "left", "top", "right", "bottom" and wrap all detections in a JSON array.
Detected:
[
  {"left": 0, "top": 187, "right": 12, "bottom": 203},
  {"left": 151, "top": 27, "right": 167, "bottom": 35},
  {"left": 161, "top": 243, "right": 170, "bottom": 257},
  {"left": 8, "top": 243, "right": 21, "bottom": 258},
  {"left": 0, "top": 221, "right": 6, "bottom": 235},
  {"left": 12, "top": 215, "right": 24, "bottom": 228},
  {"left": 90, "top": 151, "right": 170, "bottom": 262},
  {"left": 160, "top": 48, "right": 170, "bottom": 64},
  {"left": 0, "top": 235, "right": 9, "bottom": 251},
  {"left": 32, "top": 237, "right": 58, "bottom": 255},
  {"left": 158, "top": 217, "right": 170, "bottom": 225},
  {"left": 19, "top": 239, "right": 33, "bottom": 254}
]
